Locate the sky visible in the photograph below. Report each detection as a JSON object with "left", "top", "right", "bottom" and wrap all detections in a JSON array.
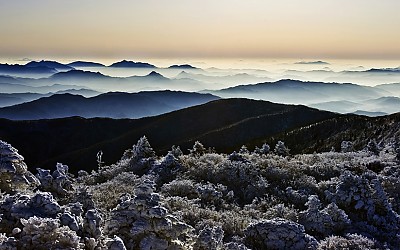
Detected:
[{"left": 0, "top": 0, "right": 399, "bottom": 60}]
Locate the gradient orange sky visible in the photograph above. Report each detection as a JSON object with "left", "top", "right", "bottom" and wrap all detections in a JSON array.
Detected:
[{"left": 1, "top": 0, "right": 399, "bottom": 59}]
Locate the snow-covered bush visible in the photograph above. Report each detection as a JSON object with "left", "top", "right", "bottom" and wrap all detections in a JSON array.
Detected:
[
  {"left": 366, "top": 139, "right": 380, "bottom": 155},
  {"left": 239, "top": 145, "right": 249, "bottom": 155},
  {"left": 0, "top": 140, "right": 39, "bottom": 193},
  {"left": 318, "top": 233, "right": 381, "bottom": 250},
  {"left": 88, "top": 172, "right": 139, "bottom": 211},
  {"left": 190, "top": 141, "right": 207, "bottom": 156},
  {"left": 244, "top": 218, "right": 318, "bottom": 249},
  {"left": 169, "top": 145, "right": 183, "bottom": 158},
  {"left": 274, "top": 141, "right": 290, "bottom": 156},
  {"left": 298, "top": 195, "right": 350, "bottom": 238},
  {"left": 228, "top": 151, "right": 247, "bottom": 162},
  {"left": 19, "top": 216, "right": 83, "bottom": 249},
  {"left": 254, "top": 143, "right": 270, "bottom": 155},
  {"left": 161, "top": 179, "right": 198, "bottom": 198},
  {"left": 194, "top": 225, "right": 224, "bottom": 250},
  {"left": 2, "top": 136, "right": 400, "bottom": 249},
  {"left": 326, "top": 171, "right": 400, "bottom": 246},
  {"left": 341, "top": 141, "right": 354, "bottom": 152},
  {"left": 132, "top": 136, "right": 155, "bottom": 159},
  {"left": 128, "top": 136, "right": 156, "bottom": 175},
  {"left": 36, "top": 163, "right": 73, "bottom": 197},
  {"left": 105, "top": 176, "right": 194, "bottom": 249}
]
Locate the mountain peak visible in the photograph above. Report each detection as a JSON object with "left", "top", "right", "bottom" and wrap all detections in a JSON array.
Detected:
[
  {"left": 147, "top": 71, "right": 165, "bottom": 78},
  {"left": 109, "top": 60, "right": 156, "bottom": 68},
  {"left": 168, "top": 64, "right": 198, "bottom": 69},
  {"left": 25, "top": 60, "right": 73, "bottom": 70}
]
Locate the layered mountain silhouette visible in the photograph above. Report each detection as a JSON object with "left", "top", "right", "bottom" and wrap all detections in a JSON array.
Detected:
[
  {"left": 0, "top": 91, "right": 220, "bottom": 120},
  {"left": 294, "top": 61, "right": 330, "bottom": 65},
  {"left": 67, "top": 61, "right": 106, "bottom": 67},
  {"left": 0, "top": 98, "right": 338, "bottom": 172},
  {"left": 0, "top": 63, "right": 57, "bottom": 75},
  {"left": 175, "top": 71, "right": 273, "bottom": 86},
  {"left": 18, "top": 69, "right": 205, "bottom": 92},
  {"left": 168, "top": 64, "right": 198, "bottom": 69},
  {"left": 310, "top": 96, "right": 400, "bottom": 115},
  {"left": 109, "top": 60, "right": 156, "bottom": 68},
  {"left": 0, "top": 82, "right": 89, "bottom": 94},
  {"left": 0, "top": 89, "right": 101, "bottom": 108},
  {"left": 210, "top": 79, "right": 389, "bottom": 104},
  {"left": 49, "top": 70, "right": 110, "bottom": 81},
  {"left": 25, "top": 60, "right": 74, "bottom": 70}
]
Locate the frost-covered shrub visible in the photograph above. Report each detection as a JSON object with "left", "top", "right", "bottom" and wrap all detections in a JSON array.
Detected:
[
  {"left": 366, "top": 139, "right": 380, "bottom": 155},
  {"left": 106, "top": 176, "right": 194, "bottom": 249},
  {"left": 0, "top": 140, "right": 39, "bottom": 193},
  {"left": 298, "top": 195, "right": 350, "bottom": 238},
  {"left": 238, "top": 145, "right": 249, "bottom": 155},
  {"left": 104, "top": 235, "right": 127, "bottom": 250},
  {"left": 36, "top": 163, "right": 73, "bottom": 197},
  {"left": 128, "top": 136, "right": 156, "bottom": 175},
  {"left": 194, "top": 225, "right": 224, "bottom": 250},
  {"left": 190, "top": 141, "right": 207, "bottom": 156},
  {"left": 132, "top": 136, "right": 155, "bottom": 159},
  {"left": 318, "top": 233, "right": 381, "bottom": 250},
  {"left": 285, "top": 187, "right": 309, "bottom": 208},
  {"left": 19, "top": 216, "right": 83, "bottom": 249},
  {"left": 169, "top": 145, "right": 183, "bottom": 158},
  {"left": 0, "top": 233, "right": 17, "bottom": 249},
  {"left": 196, "top": 182, "right": 228, "bottom": 209},
  {"left": 244, "top": 218, "right": 317, "bottom": 249},
  {"left": 152, "top": 152, "right": 182, "bottom": 185},
  {"left": 274, "top": 141, "right": 290, "bottom": 156},
  {"left": 261, "top": 203, "right": 299, "bottom": 222},
  {"left": 326, "top": 171, "right": 400, "bottom": 246},
  {"left": 254, "top": 143, "right": 270, "bottom": 155},
  {"left": 223, "top": 241, "right": 250, "bottom": 250},
  {"left": 189, "top": 161, "right": 268, "bottom": 204},
  {"left": 88, "top": 172, "right": 139, "bottom": 211},
  {"left": 4, "top": 192, "right": 61, "bottom": 220},
  {"left": 83, "top": 209, "right": 102, "bottom": 239},
  {"left": 341, "top": 141, "right": 354, "bottom": 153},
  {"left": 380, "top": 175, "right": 400, "bottom": 214},
  {"left": 228, "top": 151, "right": 247, "bottom": 162},
  {"left": 161, "top": 179, "right": 198, "bottom": 198}
]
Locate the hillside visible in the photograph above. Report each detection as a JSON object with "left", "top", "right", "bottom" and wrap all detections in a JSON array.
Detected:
[{"left": 0, "top": 98, "right": 337, "bottom": 172}]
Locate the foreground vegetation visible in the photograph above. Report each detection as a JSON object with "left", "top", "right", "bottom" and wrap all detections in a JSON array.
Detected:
[{"left": 1, "top": 136, "right": 399, "bottom": 249}]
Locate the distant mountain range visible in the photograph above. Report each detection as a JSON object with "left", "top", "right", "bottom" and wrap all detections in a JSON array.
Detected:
[
  {"left": 310, "top": 96, "right": 400, "bottom": 115},
  {"left": 0, "top": 89, "right": 101, "bottom": 107},
  {"left": 0, "top": 60, "right": 202, "bottom": 78},
  {"left": 0, "top": 91, "right": 220, "bottom": 120},
  {"left": 0, "top": 63, "right": 57, "bottom": 75},
  {"left": 294, "top": 61, "right": 330, "bottom": 65},
  {"left": 168, "top": 64, "right": 199, "bottom": 69},
  {"left": 109, "top": 60, "right": 157, "bottom": 68},
  {"left": 25, "top": 60, "right": 74, "bottom": 70},
  {"left": 67, "top": 61, "right": 106, "bottom": 67},
  {"left": 175, "top": 71, "right": 273, "bottom": 86},
  {"left": 0, "top": 98, "right": 337, "bottom": 172},
  {"left": 210, "top": 79, "right": 389, "bottom": 104}
]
